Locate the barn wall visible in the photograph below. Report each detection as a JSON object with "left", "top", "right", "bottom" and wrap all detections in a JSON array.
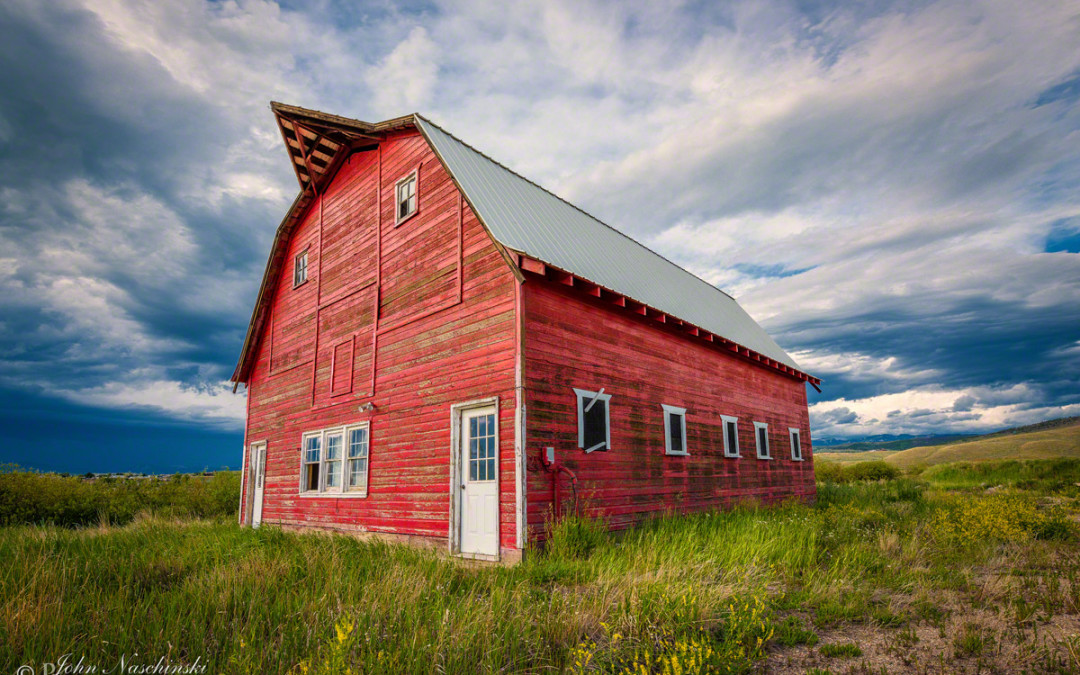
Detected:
[
  {"left": 522, "top": 279, "right": 815, "bottom": 539},
  {"left": 241, "top": 129, "right": 520, "bottom": 555}
]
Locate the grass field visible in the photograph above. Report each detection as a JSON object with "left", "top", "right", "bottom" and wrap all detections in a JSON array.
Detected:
[
  {"left": 812, "top": 449, "right": 900, "bottom": 465},
  {"left": 815, "top": 420, "right": 1080, "bottom": 468},
  {"left": 3, "top": 462, "right": 1080, "bottom": 674}
]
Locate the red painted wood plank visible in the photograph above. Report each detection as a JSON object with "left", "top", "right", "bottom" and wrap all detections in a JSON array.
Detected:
[{"left": 244, "top": 130, "right": 520, "bottom": 549}]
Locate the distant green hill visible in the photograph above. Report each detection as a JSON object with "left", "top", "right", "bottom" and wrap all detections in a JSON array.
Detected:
[
  {"left": 816, "top": 418, "right": 1080, "bottom": 468},
  {"left": 819, "top": 435, "right": 972, "bottom": 453},
  {"left": 816, "top": 416, "right": 1080, "bottom": 453}
]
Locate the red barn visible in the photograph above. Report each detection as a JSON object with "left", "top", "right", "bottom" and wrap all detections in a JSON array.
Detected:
[{"left": 232, "top": 102, "right": 820, "bottom": 562}]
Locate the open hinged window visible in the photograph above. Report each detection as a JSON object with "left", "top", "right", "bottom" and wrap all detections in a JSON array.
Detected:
[
  {"left": 789, "top": 427, "right": 803, "bottom": 461},
  {"left": 721, "top": 415, "right": 740, "bottom": 458},
  {"left": 395, "top": 169, "right": 418, "bottom": 224},
  {"left": 574, "top": 388, "right": 611, "bottom": 453},
  {"left": 662, "top": 404, "right": 687, "bottom": 456},
  {"left": 301, "top": 432, "right": 321, "bottom": 491},
  {"left": 299, "top": 422, "right": 371, "bottom": 496},
  {"left": 754, "top": 421, "right": 771, "bottom": 460},
  {"left": 293, "top": 249, "right": 308, "bottom": 287}
]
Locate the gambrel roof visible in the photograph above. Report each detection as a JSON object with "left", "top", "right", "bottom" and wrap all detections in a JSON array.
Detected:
[{"left": 232, "top": 103, "right": 816, "bottom": 385}]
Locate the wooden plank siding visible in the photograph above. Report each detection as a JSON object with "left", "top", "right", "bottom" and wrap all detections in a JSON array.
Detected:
[
  {"left": 240, "top": 129, "right": 520, "bottom": 556},
  {"left": 521, "top": 279, "right": 815, "bottom": 540},
  {"left": 237, "top": 112, "right": 818, "bottom": 560}
]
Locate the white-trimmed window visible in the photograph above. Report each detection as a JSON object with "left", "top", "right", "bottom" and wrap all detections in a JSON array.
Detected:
[
  {"left": 300, "top": 423, "right": 371, "bottom": 496},
  {"left": 574, "top": 387, "right": 611, "bottom": 453},
  {"left": 721, "top": 415, "right": 740, "bottom": 458},
  {"left": 395, "top": 170, "right": 418, "bottom": 224},
  {"left": 789, "top": 428, "right": 803, "bottom": 461},
  {"left": 662, "top": 404, "right": 687, "bottom": 456},
  {"left": 301, "top": 432, "right": 321, "bottom": 491},
  {"left": 346, "top": 424, "right": 370, "bottom": 493},
  {"left": 323, "top": 430, "right": 343, "bottom": 489},
  {"left": 754, "top": 421, "right": 771, "bottom": 460},
  {"left": 294, "top": 249, "right": 308, "bottom": 287}
]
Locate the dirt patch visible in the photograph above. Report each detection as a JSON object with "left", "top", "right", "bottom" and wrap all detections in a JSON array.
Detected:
[{"left": 765, "top": 609, "right": 1080, "bottom": 674}]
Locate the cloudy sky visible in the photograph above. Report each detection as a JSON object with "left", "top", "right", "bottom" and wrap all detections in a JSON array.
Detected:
[{"left": 1, "top": 0, "right": 1078, "bottom": 472}]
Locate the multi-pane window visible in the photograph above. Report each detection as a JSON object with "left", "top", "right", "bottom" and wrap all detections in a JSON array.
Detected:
[
  {"left": 324, "top": 431, "right": 342, "bottom": 489},
  {"left": 721, "top": 415, "right": 740, "bottom": 458},
  {"left": 294, "top": 249, "right": 308, "bottom": 287},
  {"left": 789, "top": 428, "right": 803, "bottom": 461},
  {"left": 302, "top": 433, "right": 321, "bottom": 491},
  {"left": 574, "top": 388, "right": 611, "bottom": 453},
  {"left": 662, "top": 404, "right": 687, "bottom": 456},
  {"left": 396, "top": 171, "right": 418, "bottom": 223},
  {"left": 469, "top": 413, "right": 496, "bottom": 482},
  {"left": 300, "top": 423, "right": 370, "bottom": 496},
  {"left": 347, "top": 426, "right": 369, "bottom": 492},
  {"left": 754, "top": 422, "right": 771, "bottom": 459}
]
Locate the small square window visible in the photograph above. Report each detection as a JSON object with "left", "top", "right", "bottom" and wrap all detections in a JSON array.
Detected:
[
  {"left": 574, "top": 388, "right": 611, "bottom": 453},
  {"left": 721, "top": 415, "right": 740, "bottom": 458},
  {"left": 395, "top": 171, "right": 418, "bottom": 224},
  {"left": 789, "top": 428, "right": 803, "bottom": 461},
  {"left": 294, "top": 250, "right": 308, "bottom": 287},
  {"left": 662, "top": 404, "right": 687, "bottom": 456},
  {"left": 754, "top": 422, "right": 771, "bottom": 460}
]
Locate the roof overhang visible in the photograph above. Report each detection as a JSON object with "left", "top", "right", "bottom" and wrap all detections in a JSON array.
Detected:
[
  {"left": 513, "top": 252, "right": 821, "bottom": 387},
  {"left": 270, "top": 102, "right": 414, "bottom": 193}
]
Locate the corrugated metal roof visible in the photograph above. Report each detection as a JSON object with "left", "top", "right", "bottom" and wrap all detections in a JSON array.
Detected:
[{"left": 417, "top": 116, "right": 802, "bottom": 372}]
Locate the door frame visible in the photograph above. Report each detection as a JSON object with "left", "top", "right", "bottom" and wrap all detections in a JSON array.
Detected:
[
  {"left": 248, "top": 440, "right": 267, "bottom": 528},
  {"left": 449, "top": 396, "right": 500, "bottom": 560}
]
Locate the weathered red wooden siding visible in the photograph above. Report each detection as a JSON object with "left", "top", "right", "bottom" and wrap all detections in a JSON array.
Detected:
[
  {"left": 522, "top": 279, "right": 815, "bottom": 539},
  {"left": 241, "top": 129, "right": 520, "bottom": 554}
]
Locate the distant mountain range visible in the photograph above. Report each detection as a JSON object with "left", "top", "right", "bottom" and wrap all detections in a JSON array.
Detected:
[{"left": 815, "top": 416, "right": 1080, "bottom": 453}]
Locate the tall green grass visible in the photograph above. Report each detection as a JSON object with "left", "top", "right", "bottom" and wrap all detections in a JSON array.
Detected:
[
  {"left": 1, "top": 459, "right": 1077, "bottom": 674},
  {"left": 916, "top": 457, "right": 1080, "bottom": 492}
]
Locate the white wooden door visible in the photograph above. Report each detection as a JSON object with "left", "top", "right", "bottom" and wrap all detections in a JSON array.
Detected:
[
  {"left": 251, "top": 442, "right": 266, "bottom": 528},
  {"left": 459, "top": 407, "right": 498, "bottom": 556}
]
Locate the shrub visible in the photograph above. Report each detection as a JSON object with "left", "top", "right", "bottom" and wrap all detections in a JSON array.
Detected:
[
  {"left": 815, "top": 460, "right": 900, "bottom": 484},
  {"left": 814, "top": 462, "right": 845, "bottom": 483},
  {"left": 847, "top": 461, "right": 901, "bottom": 482},
  {"left": 0, "top": 467, "right": 240, "bottom": 527},
  {"left": 931, "top": 491, "right": 1074, "bottom": 545}
]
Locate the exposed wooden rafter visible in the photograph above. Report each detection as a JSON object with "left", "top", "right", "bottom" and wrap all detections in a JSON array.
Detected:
[{"left": 233, "top": 104, "right": 419, "bottom": 384}]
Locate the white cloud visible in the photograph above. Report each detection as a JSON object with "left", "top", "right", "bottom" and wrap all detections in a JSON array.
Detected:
[
  {"left": 364, "top": 26, "right": 439, "bottom": 115},
  {"left": 41, "top": 276, "right": 188, "bottom": 357},
  {"left": 789, "top": 350, "right": 943, "bottom": 384},
  {"left": 57, "top": 179, "right": 197, "bottom": 283},
  {"left": 809, "top": 382, "right": 1080, "bottom": 438},
  {"left": 58, "top": 379, "right": 246, "bottom": 429},
  {"left": 0, "top": 181, "right": 198, "bottom": 363}
]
